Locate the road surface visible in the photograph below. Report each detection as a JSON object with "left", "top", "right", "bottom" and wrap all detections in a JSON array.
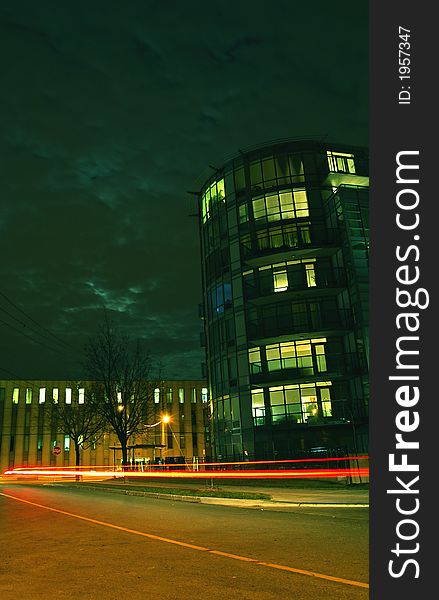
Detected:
[{"left": 0, "top": 482, "right": 368, "bottom": 600}]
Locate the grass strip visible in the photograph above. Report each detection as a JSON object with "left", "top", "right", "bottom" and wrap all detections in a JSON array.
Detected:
[{"left": 77, "top": 483, "right": 271, "bottom": 500}]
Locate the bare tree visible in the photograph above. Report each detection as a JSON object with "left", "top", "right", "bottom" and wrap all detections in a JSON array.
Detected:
[
  {"left": 84, "top": 317, "right": 161, "bottom": 468},
  {"left": 46, "top": 384, "right": 106, "bottom": 468}
]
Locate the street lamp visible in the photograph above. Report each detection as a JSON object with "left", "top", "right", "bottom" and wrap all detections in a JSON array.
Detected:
[{"left": 161, "top": 414, "right": 170, "bottom": 463}]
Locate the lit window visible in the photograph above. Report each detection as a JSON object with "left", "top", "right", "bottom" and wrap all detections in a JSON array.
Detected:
[
  {"left": 53, "top": 388, "right": 59, "bottom": 404},
  {"left": 320, "top": 387, "right": 332, "bottom": 417},
  {"left": 248, "top": 347, "right": 262, "bottom": 374},
  {"left": 296, "top": 342, "right": 313, "bottom": 372},
  {"left": 201, "top": 388, "right": 208, "bottom": 403},
  {"left": 266, "top": 344, "right": 281, "bottom": 371},
  {"left": 273, "top": 266, "right": 288, "bottom": 292},
  {"left": 166, "top": 388, "right": 173, "bottom": 403},
  {"left": 202, "top": 192, "right": 209, "bottom": 223},
  {"left": 315, "top": 344, "right": 327, "bottom": 372},
  {"left": 12, "top": 388, "right": 19, "bottom": 404},
  {"left": 305, "top": 263, "right": 316, "bottom": 287},
  {"left": 251, "top": 389, "right": 265, "bottom": 425},
  {"left": 191, "top": 388, "right": 197, "bottom": 403},
  {"left": 265, "top": 338, "right": 326, "bottom": 374},
  {"left": 78, "top": 388, "right": 85, "bottom": 404},
  {"left": 202, "top": 178, "right": 226, "bottom": 223},
  {"left": 279, "top": 342, "right": 297, "bottom": 369},
  {"left": 117, "top": 391, "right": 122, "bottom": 403},
  {"left": 293, "top": 190, "right": 309, "bottom": 217},
  {"left": 26, "top": 388, "right": 32, "bottom": 404},
  {"left": 39, "top": 388, "right": 46, "bottom": 404},
  {"left": 65, "top": 388, "right": 72, "bottom": 404},
  {"left": 279, "top": 192, "right": 294, "bottom": 219},
  {"left": 252, "top": 189, "right": 308, "bottom": 223},
  {"left": 64, "top": 435, "right": 70, "bottom": 451},
  {"left": 217, "top": 179, "right": 225, "bottom": 201},
  {"left": 327, "top": 151, "right": 356, "bottom": 174},
  {"left": 179, "top": 388, "right": 185, "bottom": 404},
  {"left": 296, "top": 384, "right": 316, "bottom": 422},
  {"left": 154, "top": 388, "right": 160, "bottom": 404},
  {"left": 252, "top": 197, "right": 266, "bottom": 220},
  {"left": 266, "top": 193, "right": 280, "bottom": 221}
]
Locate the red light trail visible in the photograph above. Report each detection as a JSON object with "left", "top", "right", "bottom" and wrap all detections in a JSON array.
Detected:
[
  {"left": 3, "top": 455, "right": 369, "bottom": 480},
  {"left": 3, "top": 467, "right": 369, "bottom": 479}
]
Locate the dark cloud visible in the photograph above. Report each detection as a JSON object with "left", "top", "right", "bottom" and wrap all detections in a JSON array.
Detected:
[{"left": 0, "top": 0, "right": 368, "bottom": 381}]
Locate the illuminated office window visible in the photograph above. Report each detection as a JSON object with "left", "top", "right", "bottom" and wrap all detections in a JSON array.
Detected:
[
  {"left": 12, "top": 388, "right": 19, "bottom": 404},
  {"left": 327, "top": 151, "right": 356, "bottom": 174},
  {"left": 305, "top": 263, "right": 316, "bottom": 287},
  {"left": 179, "top": 388, "right": 185, "bottom": 403},
  {"left": 265, "top": 338, "right": 327, "bottom": 374},
  {"left": 65, "top": 388, "right": 72, "bottom": 404},
  {"left": 248, "top": 346, "right": 262, "bottom": 374},
  {"left": 252, "top": 189, "right": 309, "bottom": 222},
  {"left": 78, "top": 388, "right": 85, "bottom": 404},
  {"left": 273, "top": 266, "right": 288, "bottom": 292},
  {"left": 320, "top": 386, "right": 332, "bottom": 417},
  {"left": 39, "top": 388, "right": 46, "bottom": 404},
  {"left": 154, "top": 388, "right": 160, "bottom": 404},
  {"left": 202, "top": 178, "right": 226, "bottom": 223},
  {"left": 251, "top": 389, "right": 265, "bottom": 426},
  {"left": 25, "top": 388, "right": 32, "bottom": 404},
  {"left": 52, "top": 388, "right": 59, "bottom": 403}
]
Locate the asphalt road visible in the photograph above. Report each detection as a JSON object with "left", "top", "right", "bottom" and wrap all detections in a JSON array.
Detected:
[{"left": 0, "top": 483, "right": 368, "bottom": 600}]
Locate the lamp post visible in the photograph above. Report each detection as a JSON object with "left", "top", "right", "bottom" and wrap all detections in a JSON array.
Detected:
[
  {"left": 144, "top": 415, "right": 171, "bottom": 465},
  {"left": 161, "top": 414, "right": 170, "bottom": 463}
]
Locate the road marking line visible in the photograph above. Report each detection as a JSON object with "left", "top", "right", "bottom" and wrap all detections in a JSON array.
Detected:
[
  {"left": 1, "top": 491, "right": 369, "bottom": 589},
  {"left": 258, "top": 562, "right": 369, "bottom": 589},
  {"left": 209, "top": 550, "right": 258, "bottom": 562},
  {"left": 0, "top": 492, "right": 209, "bottom": 552}
]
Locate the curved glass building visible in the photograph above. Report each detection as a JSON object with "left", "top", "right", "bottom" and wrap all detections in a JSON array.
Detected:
[{"left": 197, "top": 139, "right": 369, "bottom": 461}]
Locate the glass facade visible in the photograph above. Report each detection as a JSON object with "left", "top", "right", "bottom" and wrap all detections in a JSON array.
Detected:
[{"left": 198, "top": 139, "right": 369, "bottom": 461}]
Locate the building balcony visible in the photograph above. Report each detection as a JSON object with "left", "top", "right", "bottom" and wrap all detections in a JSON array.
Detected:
[
  {"left": 244, "top": 268, "right": 347, "bottom": 303},
  {"left": 249, "top": 352, "right": 368, "bottom": 386},
  {"left": 241, "top": 228, "right": 341, "bottom": 266},
  {"left": 247, "top": 309, "right": 354, "bottom": 343}
]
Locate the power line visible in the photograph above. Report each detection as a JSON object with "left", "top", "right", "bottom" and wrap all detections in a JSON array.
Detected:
[
  {"left": 0, "top": 367, "right": 58, "bottom": 390},
  {"left": 0, "top": 303, "right": 74, "bottom": 355},
  {"left": 0, "top": 289, "right": 80, "bottom": 355},
  {"left": 0, "top": 316, "right": 76, "bottom": 358}
]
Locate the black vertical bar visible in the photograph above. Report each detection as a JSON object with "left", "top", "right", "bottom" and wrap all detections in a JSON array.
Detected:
[{"left": 370, "top": 2, "right": 435, "bottom": 597}]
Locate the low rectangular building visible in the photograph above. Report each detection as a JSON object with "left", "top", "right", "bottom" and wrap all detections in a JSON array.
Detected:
[{"left": 0, "top": 379, "right": 210, "bottom": 473}]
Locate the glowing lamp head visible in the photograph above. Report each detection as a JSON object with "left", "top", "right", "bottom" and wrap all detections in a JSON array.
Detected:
[{"left": 162, "top": 414, "right": 170, "bottom": 424}]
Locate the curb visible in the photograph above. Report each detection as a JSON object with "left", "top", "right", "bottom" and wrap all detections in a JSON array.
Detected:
[{"left": 42, "top": 483, "right": 369, "bottom": 509}]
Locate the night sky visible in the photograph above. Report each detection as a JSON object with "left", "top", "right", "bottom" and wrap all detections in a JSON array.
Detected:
[{"left": 0, "top": 0, "right": 368, "bottom": 381}]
